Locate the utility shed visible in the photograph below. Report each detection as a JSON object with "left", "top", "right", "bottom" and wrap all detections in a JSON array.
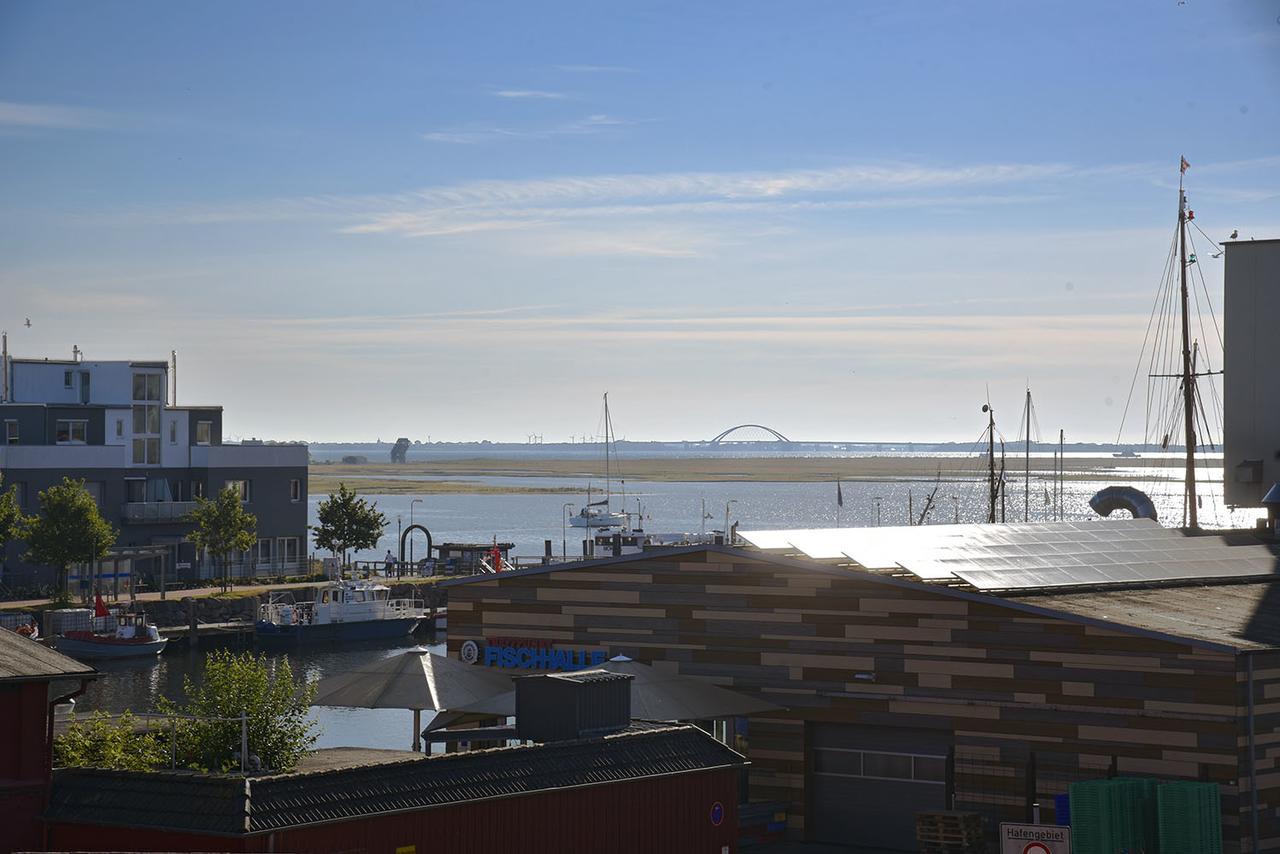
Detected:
[
  {"left": 1222, "top": 237, "right": 1280, "bottom": 508},
  {"left": 45, "top": 725, "right": 744, "bottom": 854},
  {"left": 443, "top": 521, "right": 1280, "bottom": 853},
  {"left": 0, "top": 628, "right": 95, "bottom": 854}
]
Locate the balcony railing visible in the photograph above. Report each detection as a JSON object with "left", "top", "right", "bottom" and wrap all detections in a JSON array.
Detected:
[{"left": 121, "top": 501, "right": 199, "bottom": 523}]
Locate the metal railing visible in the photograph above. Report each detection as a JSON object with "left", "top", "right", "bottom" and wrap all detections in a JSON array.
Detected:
[{"left": 121, "top": 501, "right": 199, "bottom": 523}]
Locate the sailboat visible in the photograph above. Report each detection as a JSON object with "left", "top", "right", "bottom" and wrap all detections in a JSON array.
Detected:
[
  {"left": 1091, "top": 156, "right": 1221, "bottom": 527},
  {"left": 570, "top": 393, "right": 629, "bottom": 529}
]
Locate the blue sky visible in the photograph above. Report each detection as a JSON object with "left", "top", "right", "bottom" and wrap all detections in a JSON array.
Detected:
[{"left": 1, "top": 1, "right": 1277, "bottom": 442}]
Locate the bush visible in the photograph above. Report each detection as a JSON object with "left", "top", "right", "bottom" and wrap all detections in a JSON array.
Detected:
[
  {"left": 159, "top": 650, "right": 317, "bottom": 773},
  {"left": 55, "top": 711, "right": 167, "bottom": 771}
]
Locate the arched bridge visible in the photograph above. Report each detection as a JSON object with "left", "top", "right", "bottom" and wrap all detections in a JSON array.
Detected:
[{"left": 710, "top": 424, "right": 792, "bottom": 444}]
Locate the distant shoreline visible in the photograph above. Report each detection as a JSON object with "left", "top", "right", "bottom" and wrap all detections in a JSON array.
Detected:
[{"left": 308, "top": 455, "right": 1188, "bottom": 495}]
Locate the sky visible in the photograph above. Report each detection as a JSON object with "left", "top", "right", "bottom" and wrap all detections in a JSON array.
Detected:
[{"left": 1, "top": 1, "right": 1278, "bottom": 444}]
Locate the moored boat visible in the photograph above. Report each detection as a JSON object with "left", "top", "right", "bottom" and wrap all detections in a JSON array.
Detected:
[
  {"left": 55, "top": 611, "right": 167, "bottom": 659},
  {"left": 255, "top": 579, "right": 425, "bottom": 645}
]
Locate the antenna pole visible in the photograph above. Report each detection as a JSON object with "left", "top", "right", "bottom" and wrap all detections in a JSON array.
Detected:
[
  {"left": 1178, "top": 171, "right": 1199, "bottom": 529},
  {"left": 1, "top": 331, "right": 7, "bottom": 403},
  {"left": 171, "top": 350, "right": 177, "bottom": 406}
]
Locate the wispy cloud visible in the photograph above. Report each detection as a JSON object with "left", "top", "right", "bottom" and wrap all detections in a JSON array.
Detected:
[
  {"left": 0, "top": 100, "right": 113, "bottom": 130},
  {"left": 492, "top": 89, "right": 568, "bottom": 100},
  {"left": 554, "top": 64, "right": 638, "bottom": 74},
  {"left": 421, "top": 113, "right": 632, "bottom": 144}
]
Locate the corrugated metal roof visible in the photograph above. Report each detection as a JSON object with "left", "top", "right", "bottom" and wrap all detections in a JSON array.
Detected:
[
  {"left": 46, "top": 724, "right": 745, "bottom": 836},
  {"left": 0, "top": 628, "right": 96, "bottom": 682}
]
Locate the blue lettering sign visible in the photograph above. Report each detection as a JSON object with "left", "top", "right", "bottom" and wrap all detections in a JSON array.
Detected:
[{"left": 477, "top": 644, "right": 605, "bottom": 671}]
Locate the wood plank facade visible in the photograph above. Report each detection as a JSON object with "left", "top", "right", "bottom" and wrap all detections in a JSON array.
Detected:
[{"left": 445, "top": 546, "right": 1280, "bottom": 852}]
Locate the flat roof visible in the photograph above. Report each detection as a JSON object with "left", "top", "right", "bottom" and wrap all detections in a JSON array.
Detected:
[{"left": 1220, "top": 238, "right": 1280, "bottom": 246}]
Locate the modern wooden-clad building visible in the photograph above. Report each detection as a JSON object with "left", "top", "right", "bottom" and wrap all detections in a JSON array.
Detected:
[{"left": 443, "top": 520, "right": 1280, "bottom": 852}]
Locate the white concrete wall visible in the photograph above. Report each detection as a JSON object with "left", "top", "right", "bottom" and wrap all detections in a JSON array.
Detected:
[
  {"left": 1223, "top": 240, "right": 1280, "bottom": 507},
  {"left": 10, "top": 360, "right": 167, "bottom": 406},
  {"left": 0, "top": 444, "right": 129, "bottom": 469},
  {"left": 105, "top": 408, "right": 129, "bottom": 446},
  {"left": 161, "top": 409, "right": 190, "bottom": 468}
]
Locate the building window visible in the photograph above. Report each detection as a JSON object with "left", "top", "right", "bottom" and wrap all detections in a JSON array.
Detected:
[
  {"left": 55, "top": 419, "right": 88, "bottom": 445},
  {"left": 64, "top": 370, "right": 73, "bottom": 388},
  {"left": 125, "top": 479, "right": 146, "bottom": 503},
  {"left": 131, "top": 437, "right": 160, "bottom": 465},
  {"left": 115, "top": 418, "right": 124, "bottom": 438},
  {"left": 192, "top": 480, "right": 205, "bottom": 499},
  {"left": 811, "top": 748, "right": 948, "bottom": 785},
  {"left": 4, "top": 421, "right": 17, "bottom": 445},
  {"left": 132, "top": 372, "right": 163, "bottom": 402},
  {"left": 277, "top": 537, "right": 300, "bottom": 566},
  {"left": 290, "top": 479, "right": 301, "bottom": 502},
  {"left": 256, "top": 539, "right": 272, "bottom": 565},
  {"left": 12, "top": 482, "right": 27, "bottom": 509},
  {"left": 196, "top": 421, "right": 212, "bottom": 445},
  {"left": 169, "top": 420, "right": 177, "bottom": 444},
  {"left": 133, "top": 404, "right": 160, "bottom": 435},
  {"left": 225, "top": 479, "right": 251, "bottom": 501}
]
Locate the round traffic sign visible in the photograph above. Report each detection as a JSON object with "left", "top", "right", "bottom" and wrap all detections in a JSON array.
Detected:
[{"left": 710, "top": 801, "right": 724, "bottom": 826}]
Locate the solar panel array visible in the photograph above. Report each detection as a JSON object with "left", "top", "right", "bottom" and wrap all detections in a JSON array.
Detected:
[{"left": 737, "top": 519, "right": 1280, "bottom": 591}]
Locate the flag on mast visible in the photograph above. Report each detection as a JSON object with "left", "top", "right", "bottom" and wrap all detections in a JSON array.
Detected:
[
  {"left": 1180, "top": 156, "right": 1190, "bottom": 174},
  {"left": 836, "top": 480, "right": 844, "bottom": 508}
]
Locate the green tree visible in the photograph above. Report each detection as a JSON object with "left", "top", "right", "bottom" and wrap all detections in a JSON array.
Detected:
[
  {"left": 160, "top": 650, "right": 317, "bottom": 773},
  {"left": 24, "top": 477, "right": 116, "bottom": 604},
  {"left": 186, "top": 486, "right": 257, "bottom": 592},
  {"left": 313, "top": 483, "right": 386, "bottom": 567},
  {"left": 0, "top": 473, "right": 27, "bottom": 576},
  {"left": 54, "top": 710, "right": 167, "bottom": 771}
]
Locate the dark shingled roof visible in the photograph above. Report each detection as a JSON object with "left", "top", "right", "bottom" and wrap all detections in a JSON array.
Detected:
[
  {"left": 46, "top": 724, "right": 745, "bottom": 836},
  {"left": 0, "top": 627, "right": 95, "bottom": 682}
]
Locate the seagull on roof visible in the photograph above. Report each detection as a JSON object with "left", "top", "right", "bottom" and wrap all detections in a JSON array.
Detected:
[
  {"left": 24, "top": 318, "right": 31, "bottom": 327},
  {"left": 1230, "top": 229, "right": 1238, "bottom": 239}
]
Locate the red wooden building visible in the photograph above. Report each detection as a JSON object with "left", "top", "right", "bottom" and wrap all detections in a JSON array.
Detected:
[
  {"left": 44, "top": 727, "right": 744, "bottom": 853},
  {"left": 0, "top": 628, "right": 95, "bottom": 854}
]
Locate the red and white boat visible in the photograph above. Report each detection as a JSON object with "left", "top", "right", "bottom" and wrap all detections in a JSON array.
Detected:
[{"left": 54, "top": 596, "right": 167, "bottom": 660}]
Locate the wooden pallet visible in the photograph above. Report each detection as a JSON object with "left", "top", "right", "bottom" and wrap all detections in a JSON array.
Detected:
[{"left": 916, "top": 810, "right": 985, "bottom": 853}]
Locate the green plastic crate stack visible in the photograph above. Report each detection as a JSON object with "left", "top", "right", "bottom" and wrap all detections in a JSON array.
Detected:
[{"left": 1157, "top": 781, "right": 1222, "bottom": 854}]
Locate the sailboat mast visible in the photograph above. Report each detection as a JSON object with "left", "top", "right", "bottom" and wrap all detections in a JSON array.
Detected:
[
  {"left": 1178, "top": 172, "right": 1199, "bottom": 529},
  {"left": 985, "top": 403, "right": 997, "bottom": 524},
  {"left": 1024, "top": 388, "right": 1031, "bottom": 523},
  {"left": 603, "top": 393, "right": 612, "bottom": 509}
]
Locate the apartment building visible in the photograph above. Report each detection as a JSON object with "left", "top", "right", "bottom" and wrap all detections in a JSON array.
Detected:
[{"left": 0, "top": 353, "right": 308, "bottom": 591}]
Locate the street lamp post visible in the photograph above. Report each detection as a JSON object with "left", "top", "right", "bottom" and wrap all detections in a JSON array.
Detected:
[
  {"left": 409, "top": 499, "right": 422, "bottom": 565},
  {"left": 563, "top": 501, "right": 578, "bottom": 560},
  {"left": 724, "top": 500, "right": 738, "bottom": 545},
  {"left": 873, "top": 496, "right": 883, "bottom": 527},
  {"left": 950, "top": 496, "right": 960, "bottom": 524}
]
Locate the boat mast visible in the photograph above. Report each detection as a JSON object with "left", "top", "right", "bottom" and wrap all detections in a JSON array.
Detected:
[
  {"left": 603, "top": 392, "right": 611, "bottom": 510},
  {"left": 984, "top": 402, "right": 997, "bottom": 523},
  {"left": 1178, "top": 165, "right": 1199, "bottom": 529},
  {"left": 1024, "top": 388, "right": 1031, "bottom": 523}
]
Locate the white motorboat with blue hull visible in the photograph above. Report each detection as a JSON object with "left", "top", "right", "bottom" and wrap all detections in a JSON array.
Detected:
[{"left": 255, "top": 580, "right": 425, "bottom": 646}]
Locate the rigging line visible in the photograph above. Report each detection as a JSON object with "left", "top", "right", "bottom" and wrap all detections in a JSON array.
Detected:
[
  {"left": 1184, "top": 229, "right": 1220, "bottom": 372},
  {"left": 1146, "top": 246, "right": 1181, "bottom": 451},
  {"left": 1192, "top": 241, "right": 1226, "bottom": 352},
  {"left": 1118, "top": 229, "right": 1181, "bottom": 445}
]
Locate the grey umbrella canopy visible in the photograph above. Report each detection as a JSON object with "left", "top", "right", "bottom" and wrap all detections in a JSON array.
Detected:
[
  {"left": 312, "top": 648, "right": 513, "bottom": 750},
  {"left": 434, "top": 655, "right": 781, "bottom": 728},
  {"left": 596, "top": 656, "right": 782, "bottom": 720}
]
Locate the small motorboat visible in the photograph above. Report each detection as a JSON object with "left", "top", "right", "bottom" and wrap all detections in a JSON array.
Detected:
[{"left": 56, "top": 610, "right": 168, "bottom": 659}]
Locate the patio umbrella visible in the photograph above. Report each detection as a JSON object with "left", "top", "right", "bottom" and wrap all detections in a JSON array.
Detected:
[
  {"left": 311, "top": 647, "right": 513, "bottom": 751},
  {"left": 596, "top": 655, "right": 782, "bottom": 720},
  {"left": 430, "top": 655, "right": 781, "bottom": 729}
]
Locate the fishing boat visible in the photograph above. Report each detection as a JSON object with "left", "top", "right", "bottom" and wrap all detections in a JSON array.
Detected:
[
  {"left": 56, "top": 610, "right": 167, "bottom": 659},
  {"left": 570, "top": 393, "right": 629, "bottom": 529},
  {"left": 255, "top": 579, "right": 425, "bottom": 644}
]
